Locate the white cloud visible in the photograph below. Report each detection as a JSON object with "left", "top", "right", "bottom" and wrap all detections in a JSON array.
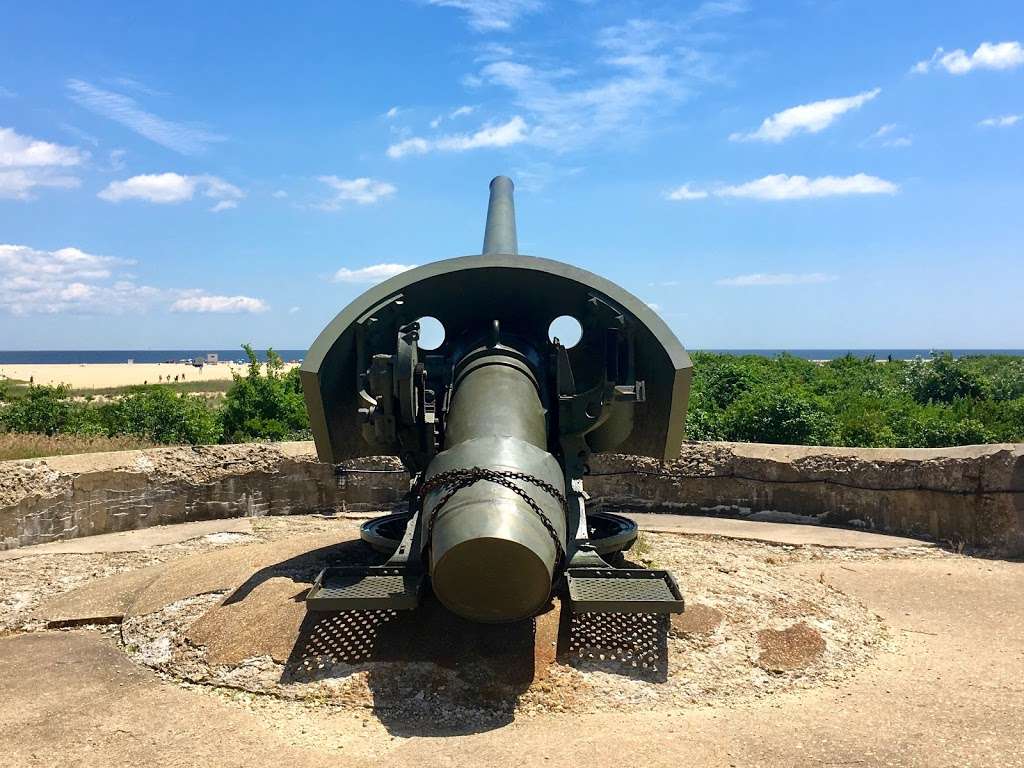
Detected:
[
  {"left": 288, "top": 305, "right": 301, "bottom": 314},
  {"left": 66, "top": 79, "right": 225, "bottom": 154},
  {"left": 668, "top": 174, "right": 898, "bottom": 202},
  {"left": 666, "top": 184, "right": 708, "bottom": 200},
  {"left": 979, "top": 114, "right": 1022, "bottom": 128},
  {"left": 450, "top": 105, "right": 476, "bottom": 118},
  {"left": 690, "top": 0, "right": 749, "bottom": 21},
  {"left": 387, "top": 115, "right": 528, "bottom": 158},
  {"left": 0, "top": 86, "right": 16, "bottom": 98},
  {"left": 865, "top": 123, "right": 913, "bottom": 148},
  {"left": 646, "top": 302, "right": 662, "bottom": 311},
  {"left": 0, "top": 126, "right": 87, "bottom": 167},
  {"left": 730, "top": 88, "right": 880, "bottom": 143},
  {"left": 0, "top": 244, "right": 160, "bottom": 314},
  {"left": 386, "top": 138, "right": 430, "bottom": 158},
  {"left": 718, "top": 174, "right": 897, "bottom": 200},
  {"left": 469, "top": 19, "right": 713, "bottom": 151},
  {"left": 98, "top": 173, "right": 244, "bottom": 209},
  {"left": 912, "top": 41, "right": 1024, "bottom": 75},
  {"left": 332, "top": 263, "right": 418, "bottom": 284},
  {"left": 385, "top": 106, "right": 401, "bottom": 119},
  {"left": 0, "top": 169, "right": 81, "bottom": 200},
  {"left": 106, "top": 76, "right": 167, "bottom": 97},
  {"left": 272, "top": 189, "right": 289, "bottom": 198},
  {"left": 317, "top": 176, "right": 396, "bottom": 208},
  {"left": 170, "top": 293, "right": 268, "bottom": 313},
  {"left": 425, "top": 0, "right": 543, "bottom": 32},
  {"left": 107, "top": 149, "right": 127, "bottom": 171},
  {"left": 0, "top": 127, "right": 86, "bottom": 200},
  {"left": 100, "top": 172, "right": 194, "bottom": 203},
  {"left": 716, "top": 272, "right": 838, "bottom": 287}
]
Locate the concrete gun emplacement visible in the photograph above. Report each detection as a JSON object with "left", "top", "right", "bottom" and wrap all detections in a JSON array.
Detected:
[{"left": 300, "top": 176, "right": 693, "bottom": 623}]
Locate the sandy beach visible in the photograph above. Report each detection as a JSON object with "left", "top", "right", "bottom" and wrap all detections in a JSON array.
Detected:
[{"left": 0, "top": 362, "right": 300, "bottom": 389}]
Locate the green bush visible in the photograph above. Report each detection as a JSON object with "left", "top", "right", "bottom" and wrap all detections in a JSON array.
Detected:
[
  {"left": 220, "top": 345, "right": 309, "bottom": 442},
  {"left": 902, "top": 412, "right": 993, "bottom": 448},
  {"left": 4, "top": 349, "right": 1022, "bottom": 451},
  {"left": 98, "top": 387, "right": 222, "bottom": 444},
  {"left": 684, "top": 352, "right": 1024, "bottom": 448},
  {"left": 904, "top": 353, "right": 986, "bottom": 404},
  {"left": 683, "top": 393, "right": 725, "bottom": 441},
  {"left": 699, "top": 361, "right": 760, "bottom": 409},
  {"left": 0, "top": 384, "right": 93, "bottom": 435},
  {"left": 721, "top": 387, "right": 837, "bottom": 445}
]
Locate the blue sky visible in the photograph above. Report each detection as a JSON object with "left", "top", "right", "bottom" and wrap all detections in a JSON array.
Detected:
[{"left": 1, "top": 0, "right": 1022, "bottom": 350}]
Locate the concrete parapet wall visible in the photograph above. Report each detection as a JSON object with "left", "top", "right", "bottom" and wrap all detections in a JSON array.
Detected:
[
  {"left": 0, "top": 442, "right": 407, "bottom": 551},
  {"left": 587, "top": 442, "right": 1024, "bottom": 555},
  {"left": 1, "top": 441, "right": 1021, "bottom": 555}
]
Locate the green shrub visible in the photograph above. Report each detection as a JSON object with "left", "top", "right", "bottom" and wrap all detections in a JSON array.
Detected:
[
  {"left": 98, "top": 387, "right": 222, "bottom": 444},
  {"left": 220, "top": 345, "right": 308, "bottom": 442},
  {"left": 684, "top": 393, "right": 725, "bottom": 441},
  {"left": 902, "top": 412, "right": 993, "bottom": 448},
  {"left": 904, "top": 353, "right": 986, "bottom": 404},
  {"left": 722, "top": 387, "right": 837, "bottom": 445},
  {"left": 699, "top": 361, "right": 759, "bottom": 409},
  {"left": 987, "top": 360, "right": 1024, "bottom": 401},
  {"left": 0, "top": 384, "right": 92, "bottom": 435}
]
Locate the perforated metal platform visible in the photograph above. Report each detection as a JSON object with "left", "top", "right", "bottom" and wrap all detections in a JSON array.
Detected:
[
  {"left": 566, "top": 568, "right": 685, "bottom": 614},
  {"left": 305, "top": 566, "right": 424, "bottom": 611}
]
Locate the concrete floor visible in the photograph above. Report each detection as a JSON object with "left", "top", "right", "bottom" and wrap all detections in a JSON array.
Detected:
[{"left": 1, "top": 517, "right": 1021, "bottom": 768}]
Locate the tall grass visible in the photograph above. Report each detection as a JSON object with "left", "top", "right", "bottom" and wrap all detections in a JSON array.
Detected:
[{"left": 0, "top": 433, "right": 156, "bottom": 461}]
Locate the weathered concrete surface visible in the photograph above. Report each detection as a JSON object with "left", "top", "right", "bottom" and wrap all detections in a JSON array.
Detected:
[
  {"left": 124, "top": 527, "right": 364, "bottom": 617},
  {"left": 25, "top": 512, "right": 925, "bottom": 629},
  {"left": 0, "top": 632, "right": 339, "bottom": 768},
  {"left": 27, "top": 521, "right": 364, "bottom": 626},
  {"left": 2, "top": 554, "right": 1021, "bottom": 767},
  {"left": 0, "top": 517, "right": 255, "bottom": 561},
  {"left": 0, "top": 442, "right": 404, "bottom": 550},
  {"left": 2, "top": 440, "right": 1022, "bottom": 555},
  {"left": 590, "top": 441, "right": 1024, "bottom": 555},
  {"left": 624, "top": 512, "right": 933, "bottom": 549},
  {"left": 187, "top": 576, "right": 310, "bottom": 665},
  {"left": 31, "top": 566, "right": 165, "bottom": 627}
]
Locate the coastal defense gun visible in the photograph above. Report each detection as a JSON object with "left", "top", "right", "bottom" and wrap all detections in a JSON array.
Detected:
[{"left": 301, "top": 177, "right": 692, "bottom": 623}]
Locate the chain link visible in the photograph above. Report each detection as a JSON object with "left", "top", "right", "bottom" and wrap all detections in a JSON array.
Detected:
[{"left": 418, "top": 467, "right": 567, "bottom": 570}]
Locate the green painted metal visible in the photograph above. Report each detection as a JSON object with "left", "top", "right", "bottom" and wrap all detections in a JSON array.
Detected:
[
  {"left": 300, "top": 176, "right": 691, "bottom": 622},
  {"left": 482, "top": 175, "right": 518, "bottom": 256},
  {"left": 300, "top": 257, "right": 692, "bottom": 467}
]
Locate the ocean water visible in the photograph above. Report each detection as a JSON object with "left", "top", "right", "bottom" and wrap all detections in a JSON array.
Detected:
[
  {"left": 0, "top": 349, "right": 1021, "bottom": 364},
  {"left": 0, "top": 350, "right": 308, "bottom": 364}
]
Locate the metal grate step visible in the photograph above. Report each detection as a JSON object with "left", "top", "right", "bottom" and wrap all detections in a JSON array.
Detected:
[
  {"left": 566, "top": 567, "right": 684, "bottom": 614},
  {"left": 306, "top": 565, "right": 424, "bottom": 612}
]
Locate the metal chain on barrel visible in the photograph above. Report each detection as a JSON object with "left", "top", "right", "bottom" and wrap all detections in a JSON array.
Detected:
[{"left": 417, "top": 467, "right": 568, "bottom": 570}]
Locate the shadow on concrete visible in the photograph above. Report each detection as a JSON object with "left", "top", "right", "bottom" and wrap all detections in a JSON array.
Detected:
[
  {"left": 221, "top": 539, "right": 381, "bottom": 606},
  {"left": 217, "top": 534, "right": 669, "bottom": 734},
  {"left": 556, "top": 608, "right": 669, "bottom": 681},
  {"left": 554, "top": 553, "right": 670, "bottom": 682},
  {"left": 281, "top": 592, "right": 545, "bottom": 735}
]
